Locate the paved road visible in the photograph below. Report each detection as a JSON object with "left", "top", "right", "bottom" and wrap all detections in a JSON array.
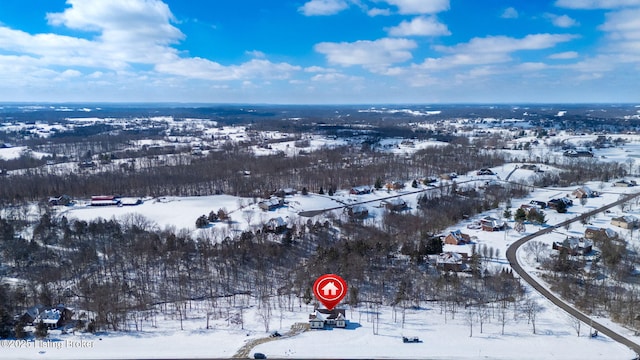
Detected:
[{"left": 506, "top": 191, "right": 640, "bottom": 355}]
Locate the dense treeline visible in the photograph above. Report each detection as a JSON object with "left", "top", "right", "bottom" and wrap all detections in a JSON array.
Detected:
[{"left": 0, "top": 143, "right": 507, "bottom": 202}]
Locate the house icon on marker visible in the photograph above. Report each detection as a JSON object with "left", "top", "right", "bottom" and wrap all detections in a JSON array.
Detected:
[{"left": 321, "top": 281, "right": 340, "bottom": 296}]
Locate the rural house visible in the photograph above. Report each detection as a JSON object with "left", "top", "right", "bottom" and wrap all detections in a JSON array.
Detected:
[
  {"left": 265, "top": 217, "right": 287, "bottom": 233},
  {"left": 21, "top": 305, "right": 73, "bottom": 329},
  {"left": 613, "top": 179, "right": 637, "bottom": 187},
  {"left": 529, "top": 200, "right": 547, "bottom": 209},
  {"left": 258, "top": 198, "right": 284, "bottom": 211},
  {"left": 90, "top": 195, "right": 120, "bottom": 206},
  {"left": 385, "top": 181, "right": 405, "bottom": 190},
  {"left": 480, "top": 216, "right": 506, "bottom": 232},
  {"left": 547, "top": 197, "right": 573, "bottom": 210},
  {"left": 584, "top": 226, "right": 618, "bottom": 240},
  {"left": 611, "top": 215, "right": 638, "bottom": 229},
  {"left": 572, "top": 186, "right": 597, "bottom": 199},
  {"left": 350, "top": 186, "right": 372, "bottom": 195},
  {"left": 519, "top": 204, "right": 540, "bottom": 216},
  {"left": 345, "top": 205, "right": 368, "bottom": 219},
  {"left": 435, "top": 252, "right": 468, "bottom": 272},
  {"left": 382, "top": 198, "right": 407, "bottom": 211},
  {"left": 442, "top": 230, "right": 471, "bottom": 245},
  {"left": 48, "top": 195, "right": 72, "bottom": 206},
  {"left": 274, "top": 188, "right": 297, "bottom": 197},
  {"left": 476, "top": 168, "right": 495, "bottom": 175},
  {"left": 552, "top": 237, "right": 593, "bottom": 256},
  {"left": 563, "top": 149, "right": 593, "bottom": 158},
  {"left": 309, "top": 308, "right": 347, "bottom": 329}
]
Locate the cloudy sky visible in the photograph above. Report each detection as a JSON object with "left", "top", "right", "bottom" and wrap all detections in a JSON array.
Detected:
[{"left": 0, "top": 0, "right": 638, "bottom": 104}]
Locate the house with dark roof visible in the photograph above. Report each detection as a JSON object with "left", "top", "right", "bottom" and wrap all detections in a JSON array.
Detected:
[
  {"left": 258, "top": 198, "right": 284, "bottom": 211},
  {"left": 21, "top": 305, "right": 73, "bottom": 329},
  {"left": 48, "top": 195, "right": 72, "bottom": 206},
  {"left": 442, "top": 230, "right": 471, "bottom": 245},
  {"left": 265, "top": 217, "right": 287, "bottom": 233},
  {"left": 309, "top": 308, "right": 347, "bottom": 329},
  {"left": 345, "top": 205, "right": 368, "bottom": 219},
  {"left": 435, "top": 252, "right": 468, "bottom": 272},
  {"left": 480, "top": 216, "right": 506, "bottom": 232},
  {"left": 382, "top": 198, "right": 407, "bottom": 212},
  {"left": 563, "top": 149, "right": 593, "bottom": 158},
  {"left": 552, "top": 237, "right": 593, "bottom": 256},
  {"left": 350, "top": 186, "right": 372, "bottom": 195},
  {"left": 613, "top": 179, "right": 637, "bottom": 187}
]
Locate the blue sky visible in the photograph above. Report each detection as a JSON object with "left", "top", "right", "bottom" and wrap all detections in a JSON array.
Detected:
[{"left": 0, "top": 0, "right": 638, "bottom": 104}]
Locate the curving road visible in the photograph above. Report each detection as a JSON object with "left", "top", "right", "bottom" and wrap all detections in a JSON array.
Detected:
[{"left": 506, "top": 191, "right": 640, "bottom": 355}]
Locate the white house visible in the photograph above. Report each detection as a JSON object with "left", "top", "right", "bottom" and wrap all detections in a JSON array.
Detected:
[{"left": 309, "top": 308, "right": 347, "bottom": 329}]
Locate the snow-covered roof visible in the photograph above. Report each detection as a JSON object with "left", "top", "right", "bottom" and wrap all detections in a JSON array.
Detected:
[
  {"left": 437, "top": 252, "right": 464, "bottom": 264},
  {"left": 36, "top": 309, "right": 61, "bottom": 325}
]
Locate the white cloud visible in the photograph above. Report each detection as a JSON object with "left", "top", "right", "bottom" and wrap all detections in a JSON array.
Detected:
[
  {"left": 386, "top": 16, "right": 450, "bottom": 37},
  {"left": 59, "top": 69, "right": 82, "bottom": 78},
  {"left": 246, "top": 50, "right": 266, "bottom": 58},
  {"left": 381, "top": 0, "right": 450, "bottom": 14},
  {"left": 367, "top": 8, "right": 391, "bottom": 16},
  {"left": 517, "top": 62, "right": 548, "bottom": 71},
  {"left": 436, "top": 33, "right": 578, "bottom": 56},
  {"left": 501, "top": 7, "right": 519, "bottom": 19},
  {"left": 415, "top": 34, "right": 578, "bottom": 71},
  {"left": 0, "top": 0, "right": 184, "bottom": 69},
  {"left": 545, "top": 13, "right": 579, "bottom": 28},
  {"left": 156, "top": 58, "right": 301, "bottom": 81},
  {"left": 298, "top": 0, "right": 349, "bottom": 16},
  {"left": 562, "top": 55, "right": 616, "bottom": 72},
  {"left": 549, "top": 51, "right": 580, "bottom": 59},
  {"left": 555, "top": 0, "right": 640, "bottom": 9},
  {"left": 304, "top": 66, "right": 337, "bottom": 73},
  {"left": 600, "top": 8, "right": 640, "bottom": 40},
  {"left": 315, "top": 38, "right": 417, "bottom": 71},
  {"left": 0, "top": 0, "right": 303, "bottom": 86},
  {"left": 46, "top": 0, "right": 182, "bottom": 39},
  {"left": 311, "top": 72, "right": 348, "bottom": 82}
]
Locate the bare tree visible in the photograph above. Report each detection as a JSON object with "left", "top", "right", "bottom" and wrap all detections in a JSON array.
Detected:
[
  {"left": 524, "top": 296, "right": 543, "bottom": 334},
  {"left": 464, "top": 308, "right": 476, "bottom": 337},
  {"left": 567, "top": 314, "right": 582, "bottom": 337},
  {"left": 498, "top": 306, "right": 509, "bottom": 335},
  {"left": 524, "top": 241, "right": 547, "bottom": 263},
  {"left": 256, "top": 298, "right": 272, "bottom": 333}
]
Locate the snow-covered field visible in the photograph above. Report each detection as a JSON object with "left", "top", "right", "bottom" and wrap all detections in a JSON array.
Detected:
[{"left": 1, "top": 296, "right": 636, "bottom": 360}]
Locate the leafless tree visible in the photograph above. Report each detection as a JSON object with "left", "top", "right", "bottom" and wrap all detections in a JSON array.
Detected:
[
  {"left": 567, "top": 314, "right": 582, "bottom": 337},
  {"left": 524, "top": 241, "right": 547, "bottom": 263},
  {"left": 523, "top": 296, "right": 543, "bottom": 334},
  {"left": 464, "top": 308, "right": 476, "bottom": 337}
]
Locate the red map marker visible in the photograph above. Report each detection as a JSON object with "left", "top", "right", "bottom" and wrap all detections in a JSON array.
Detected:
[{"left": 313, "top": 274, "right": 348, "bottom": 310}]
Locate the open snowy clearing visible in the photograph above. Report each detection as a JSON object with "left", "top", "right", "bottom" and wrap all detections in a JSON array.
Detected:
[{"left": 1, "top": 297, "right": 635, "bottom": 360}]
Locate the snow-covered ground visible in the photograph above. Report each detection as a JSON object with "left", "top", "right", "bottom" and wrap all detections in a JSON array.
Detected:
[
  {"left": 1, "top": 297, "right": 635, "bottom": 360},
  {"left": 40, "top": 168, "right": 640, "bottom": 359}
]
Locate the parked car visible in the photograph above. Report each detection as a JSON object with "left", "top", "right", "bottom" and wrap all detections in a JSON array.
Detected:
[
  {"left": 254, "top": 352, "right": 267, "bottom": 359},
  {"left": 402, "top": 336, "right": 421, "bottom": 343}
]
